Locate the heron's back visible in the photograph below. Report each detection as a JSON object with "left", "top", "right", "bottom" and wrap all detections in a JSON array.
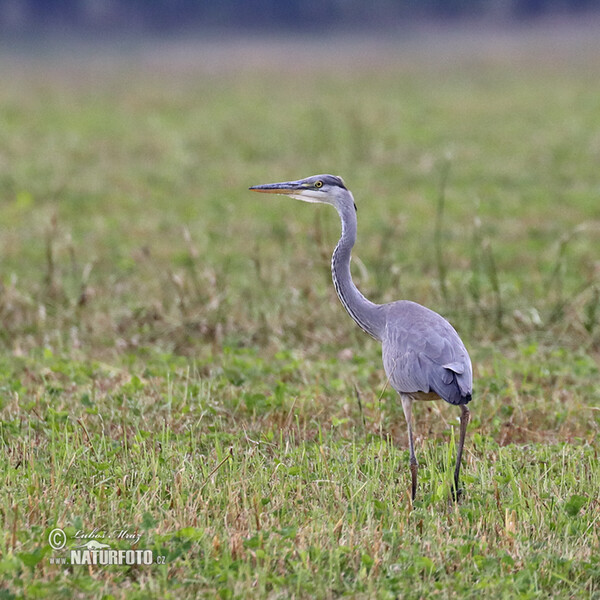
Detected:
[{"left": 381, "top": 300, "right": 472, "bottom": 405}]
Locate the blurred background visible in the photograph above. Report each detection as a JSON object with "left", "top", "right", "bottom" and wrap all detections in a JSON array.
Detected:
[
  {"left": 1, "top": 0, "right": 599, "bottom": 359},
  {"left": 0, "top": 0, "right": 599, "bottom": 33}
]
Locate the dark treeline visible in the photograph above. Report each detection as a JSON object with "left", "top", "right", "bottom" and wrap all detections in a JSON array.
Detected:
[{"left": 1, "top": 0, "right": 599, "bottom": 32}]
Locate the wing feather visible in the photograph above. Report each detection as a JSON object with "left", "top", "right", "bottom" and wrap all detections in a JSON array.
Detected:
[{"left": 381, "top": 301, "right": 472, "bottom": 405}]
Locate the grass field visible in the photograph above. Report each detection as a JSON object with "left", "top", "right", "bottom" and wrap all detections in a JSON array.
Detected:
[{"left": 1, "top": 24, "right": 600, "bottom": 599}]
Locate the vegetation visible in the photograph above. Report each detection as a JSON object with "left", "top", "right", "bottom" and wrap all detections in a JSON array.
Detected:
[{"left": 0, "top": 29, "right": 599, "bottom": 599}]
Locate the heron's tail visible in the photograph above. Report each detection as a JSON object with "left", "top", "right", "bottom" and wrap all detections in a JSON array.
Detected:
[
  {"left": 456, "top": 391, "right": 472, "bottom": 406},
  {"left": 432, "top": 369, "right": 472, "bottom": 406}
]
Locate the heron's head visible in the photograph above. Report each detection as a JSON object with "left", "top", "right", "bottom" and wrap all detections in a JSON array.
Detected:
[{"left": 250, "top": 174, "right": 354, "bottom": 210}]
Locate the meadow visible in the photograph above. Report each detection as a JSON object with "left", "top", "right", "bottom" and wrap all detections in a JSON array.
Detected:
[{"left": 0, "top": 25, "right": 599, "bottom": 599}]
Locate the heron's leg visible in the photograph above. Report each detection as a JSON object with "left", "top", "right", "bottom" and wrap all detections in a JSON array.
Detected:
[
  {"left": 453, "top": 404, "right": 470, "bottom": 500},
  {"left": 401, "top": 394, "right": 418, "bottom": 500}
]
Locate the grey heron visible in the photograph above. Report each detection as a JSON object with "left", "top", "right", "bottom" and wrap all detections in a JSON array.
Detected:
[{"left": 250, "top": 174, "right": 472, "bottom": 501}]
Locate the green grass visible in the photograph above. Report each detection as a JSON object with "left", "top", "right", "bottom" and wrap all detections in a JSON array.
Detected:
[{"left": 1, "top": 29, "right": 600, "bottom": 598}]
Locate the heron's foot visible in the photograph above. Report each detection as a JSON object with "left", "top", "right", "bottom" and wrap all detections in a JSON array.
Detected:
[{"left": 451, "top": 486, "right": 464, "bottom": 502}]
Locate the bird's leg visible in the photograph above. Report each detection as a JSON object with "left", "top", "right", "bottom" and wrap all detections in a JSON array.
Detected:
[
  {"left": 453, "top": 404, "right": 470, "bottom": 501},
  {"left": 401, "top": 395, "right": 418, "bottom": 501}
]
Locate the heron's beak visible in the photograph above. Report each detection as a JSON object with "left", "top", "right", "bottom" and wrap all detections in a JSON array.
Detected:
[
  {"left": 249, "top": 181, "right": 306, "bottom": 195},
  {"left": 249, "top": 179, "right": 325, "bottom": 203}
]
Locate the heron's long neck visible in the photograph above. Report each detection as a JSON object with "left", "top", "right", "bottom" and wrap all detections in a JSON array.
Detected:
[{"left": 331, "top": 203, "right": 384, "bottom": 341}]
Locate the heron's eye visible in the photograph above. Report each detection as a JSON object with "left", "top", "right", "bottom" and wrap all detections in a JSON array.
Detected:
[{"left": 314, "top": 181, "right": 323, "bottom": 189}]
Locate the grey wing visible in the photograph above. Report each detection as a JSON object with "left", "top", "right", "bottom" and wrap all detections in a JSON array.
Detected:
[{"left": 381, "top": 301, "right": 472, "bottom": 405}]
